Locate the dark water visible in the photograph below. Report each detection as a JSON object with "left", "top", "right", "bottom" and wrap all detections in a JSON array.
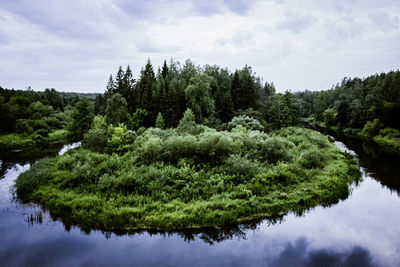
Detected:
[{"left": 1, "top": 138, "right": 400, "bottom": 267}]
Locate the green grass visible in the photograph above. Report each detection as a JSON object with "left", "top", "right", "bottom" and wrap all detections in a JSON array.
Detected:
[{"left": 16, "top": 127, "right": 360, "bottom": 230}]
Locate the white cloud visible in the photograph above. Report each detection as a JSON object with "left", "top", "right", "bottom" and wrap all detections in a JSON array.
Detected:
[{"left": 0, "top": 0, "right": 399, "bottom": 93}]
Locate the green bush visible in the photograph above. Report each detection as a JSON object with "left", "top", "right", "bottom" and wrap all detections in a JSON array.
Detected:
[
  {"left": 83, "top": 128, "right": 108, "bottom": 153},
  {"left": 261, "top": 136, "right": 294, "bottom": 164},
  {"left": 227, "top": 115, "right": 264, "bottom": 131},
  {"left": 35, "top": 128, "right": 50, "bottom": 137},
  {"left": 15, "top": 158, "right": 54, "bottom": 201},
  {"left": 359, "top": 119, "right": 383, "bottom": 138},
  {"left": 298, "top": 148, "right": 327, "bottom": 169}
]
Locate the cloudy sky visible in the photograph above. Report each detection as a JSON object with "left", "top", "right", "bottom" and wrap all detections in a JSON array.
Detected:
[{"left": 0, "top": 0, "right": 399, "bottom": 93}]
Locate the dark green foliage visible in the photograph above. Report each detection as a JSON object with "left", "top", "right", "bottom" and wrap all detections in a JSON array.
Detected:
[
  {"left": 15, "top": 158, "right": 54, "bottom": 201},
  {"left": 0, "top": 88, "right": 74, "bottom": 149},
  {"left": 231, "top": 67, "right": 260, "bottom": 111},
  {"left": 137, "top": 59, "right": 156, "bottom": 124},
  {"left": 185, "top": 73, "right": 215, "bottom": 122},
  {"left": 83, "top": 128, "right": 108, "bottom": 153},
  {"left": 105, "top": 93, "right": 129, "bottom": 126},
  {"left": 359, "top": 119, "right": 383, "bottom": 138},
  {"left": 155, "top": 112, "right": 165, "bottom": 129},
  {"left": 69, "top": 97, "right": 94, "bottom": 140},
  {"left": 298, "top": 148, "right": 327, "bottom": 169},
  {"left": 129, "top": 108, "right": 149, "bottom": 131},
  {"left": 295, "top": 70, "right": 400, "bottom": 153}
]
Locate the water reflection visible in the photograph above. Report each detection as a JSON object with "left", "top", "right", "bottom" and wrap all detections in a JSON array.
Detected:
[
  {"left": 0, "top": 144, "right": 65, "bottom": 179},
  {"left": 320, "top": 127, "right": 400, "bottom": 194},
  {"left": 271, "top": 239, "right": 375, "bottom": 267}
]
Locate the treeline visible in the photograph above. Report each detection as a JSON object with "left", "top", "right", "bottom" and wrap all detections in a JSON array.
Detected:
[
  {"left": 0, "top": 87, "right": 98, "bottom": 133},
  {"left": 97, "top": 59, "right": 300, "bottom": 130},
  {"left": 0, "top": 87, "right": 102, "bottom": 149},
  {"left": 295, "top": 70, "right": 400, "bottom": 152}
]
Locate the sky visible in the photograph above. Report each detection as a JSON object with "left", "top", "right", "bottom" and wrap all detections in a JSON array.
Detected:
[{"left": 0, "top": 0, "right": 399, "bottom": 93}]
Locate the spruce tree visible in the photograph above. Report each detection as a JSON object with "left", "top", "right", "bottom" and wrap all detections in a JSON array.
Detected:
[{"left": 137, "top": 59, "right": 156, "bottom": 125}]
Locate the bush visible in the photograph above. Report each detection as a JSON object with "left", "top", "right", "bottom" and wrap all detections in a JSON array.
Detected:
[
  {"left": 164, "top": 134, "right": 197, "bottom": 162},
  {"left": 15, "top": 158, "right": 54, "bottom": 201},
  {"left": 155, "top": 112, "right": 165, "bottom": 129},
  {"left": 220, "top": 154, "right": 261, "bottom": 177},
  {"left": 227, "top": 115, "right": 264, "bottom": 131},
  {"left": 298, "top": 148, "right": 327, "bottom": 169},
  {"left": 261, "top": 136, "right": 294, "bottom": 164},
  {"left": 83, "top": 128, "right": 108, "bottom": 153},
  {"left": 15, "top": 119, "right": 34, "bottom": 134},
  {"left": 360, "top": 119, "right": 383, "bottom": 138},
  {"left": 35, "top": 128, "right": 50, "bottom": 137}
]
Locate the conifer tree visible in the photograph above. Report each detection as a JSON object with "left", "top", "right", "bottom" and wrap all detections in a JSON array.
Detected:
[
  {"left": 137, "top": 59, "right": 156, "bottom": 125},
  {"left": 123, "top": 65, "right": 136, "bottom": 113},
  {"left": 115, "top": 66, "right": 125, "bottom": 95}
]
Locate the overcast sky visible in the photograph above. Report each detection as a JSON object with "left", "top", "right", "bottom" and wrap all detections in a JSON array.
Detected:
[{"left": 0, "top": 0, "right": 399, "bottom": 93}]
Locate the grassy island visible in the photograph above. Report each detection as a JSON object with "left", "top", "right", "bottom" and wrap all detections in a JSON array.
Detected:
[{"left": 16, "top": 116, "right": 360, "bottom": 230}]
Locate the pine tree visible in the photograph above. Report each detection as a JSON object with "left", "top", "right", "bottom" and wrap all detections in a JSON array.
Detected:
[
  {"left": 161, "top": 60, "right": 169, "bottom": 79},
  {"left": 137, "top": 59, "right": 156, "bottom": 125},
  {"left": 123, "top": 65, "right": 136, "bottom": 113},
  {"left": 155, "top": 112, "right": 165, "bottom": 129},
  {"left": 105, "top": 74, "right": 115, "bottom": 99},
  {"left": 231, "top": 70, "right": 241, "bottom": 110},
  {"left": 115, "top": 66, "right": 125, "bottom": 95}
]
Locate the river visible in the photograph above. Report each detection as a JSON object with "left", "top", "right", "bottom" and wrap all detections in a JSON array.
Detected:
[{"left": 0, "top": 136, "right": 399, "bottom": 267}]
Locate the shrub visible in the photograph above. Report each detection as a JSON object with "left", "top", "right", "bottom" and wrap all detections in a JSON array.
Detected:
[
  {"left": 155, "top": 112, "right": 165, "bottom": 129},
  {"left": 140, "top": 136, "right": 164, "bottom": 162},
  {"left": 360, "top": 119, "right": 383, "bottom": 138},
  {"left": 261, "top": 136, "right": 294, "bottom": 164},
  {"left": 177, "top": 108, "right": 197, "bottom": 133},
  {"left": 15, "top": 119, "right": 34, "bottom": 134},
  {"left": 227, "top": 115, "right": 264, "bottom": 131},
  {"left": 83, "top": 128, "right": 108, "bottom": 153},
  {"left": 298, "top": 148, "right": 327, "bottom": 169},
  {"left": 35, "top": 128, "right": 50, "bottom": 137},
  {"left": 164, "top": 134, "right": 197, "bottom": 162},
  {"left": 15, "top": 158, "right": 54, "bottom": 201},
  {"left": 220, "top": 154, "right": 261, "bottom": 177}
]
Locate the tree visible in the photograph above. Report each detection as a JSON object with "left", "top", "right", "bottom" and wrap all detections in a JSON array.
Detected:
[
  {"left": 178, "top": 108, "right": 196, "bottom": 130},
  {"left": 94, "top": 94, "right": 104, "bottom": 115},
  {"left": 205, "top": 66, "right": 234, "bottom": 122},
  {"left": 155, "top": 112, "right": 165, "bottom": 129},
  {"left": 114, "top": 66, "right": 125, "bottom": 95},
  {"left": 137, "top": 59, "right": 156, "bottom": 125},
  {"left": 185, "top": 73, "right": 215, "bottom": 122},
  {"left": 280, "top": 91, "right": 298, "bottom": 127},
  {"left": 123, "top": 65, "right": 136, "bottom": 113},
  {"left": 128, "top": 108, "right": 149, "bottom": 130},
  {"left": 105, "top": 93, "right": 129, "bottom": 126},
  {"left": 69, "top": 97, "right": 94, "bottom": 140},
  {"left": 104, "top": 74, "right": 115, "bottom": 100},
  {"left": 231, "top": 66, "right": 260, "bottom": 111}
]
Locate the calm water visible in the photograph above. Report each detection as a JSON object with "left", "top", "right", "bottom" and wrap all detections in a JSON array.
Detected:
[{"left": 1, "top": 138, "right": 400, "bottom": 267}]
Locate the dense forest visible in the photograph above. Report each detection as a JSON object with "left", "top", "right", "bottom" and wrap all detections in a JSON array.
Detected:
[
  {"left": 94, "top": 59, "right": 299, "bottom": 131},
  {"left": 295, "top": 71, "right": 400, "bottom": 152},
  {"left": 0, "top": 87, "right": 97, "bottom": 149}
]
